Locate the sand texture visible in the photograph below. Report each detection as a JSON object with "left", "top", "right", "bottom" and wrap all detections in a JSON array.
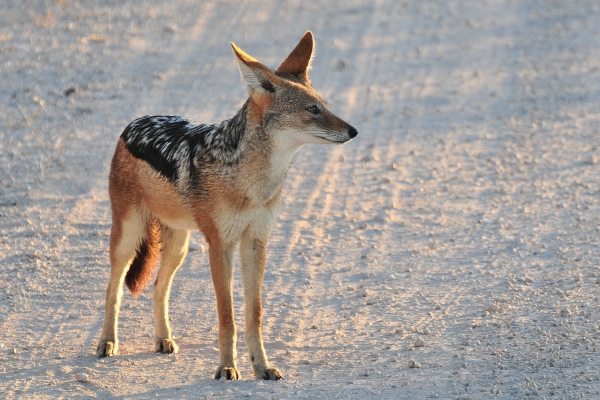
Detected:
[{"left": 1, "top": 0, "right": 600, "bottom": 398}]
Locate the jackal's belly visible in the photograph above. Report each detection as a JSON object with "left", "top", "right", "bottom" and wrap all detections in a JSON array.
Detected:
[
  {"left": 142, "top": 196, "right": 198, "bottom": 231},
  {"left": 143, "top": 196, "right": 198, "bottom": 231},
  {"left": 156, "top": 214, "right": 199, "bottom": 230}
]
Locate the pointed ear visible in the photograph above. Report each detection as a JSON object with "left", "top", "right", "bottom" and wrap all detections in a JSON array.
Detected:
[
  {"left": 231, "top": 42, "right": 276, "bottom": 94},
  {"left": 276, "top": 31, "right": 314, "bottom": 82}
]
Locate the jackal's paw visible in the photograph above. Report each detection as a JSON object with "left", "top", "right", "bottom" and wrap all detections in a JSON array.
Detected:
[
  {"left": 214, "top": 366, "right": 241, "bottom": 380},
  {"left": 155, "top": 338, "right": 179, "bottom": 354},
  {"left": 255, "top": 366, "right": 283, "bottom": 381},
  {"left": 96, "top": 340, "right": 118, "bottom": 358}
]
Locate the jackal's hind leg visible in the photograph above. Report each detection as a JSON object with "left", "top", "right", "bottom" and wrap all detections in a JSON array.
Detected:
[
  {"left": 97, "top": 212, "right": 148, "bottom": 357},
  {"left": 153, "top": 226, "right": 190, "bottom": 354}
]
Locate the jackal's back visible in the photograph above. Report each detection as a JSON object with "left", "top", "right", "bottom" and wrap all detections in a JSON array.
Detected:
[
  {"left": 121, "top": 115, "right": 199, "bottom": 183},
  {"left": 120, "top": 107, "right": 249, "bottom": 188}
]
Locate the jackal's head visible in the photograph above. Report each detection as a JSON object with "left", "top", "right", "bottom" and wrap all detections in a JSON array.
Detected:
[{"left": 231, "top": 31, "right": 358, "bottom": 147}]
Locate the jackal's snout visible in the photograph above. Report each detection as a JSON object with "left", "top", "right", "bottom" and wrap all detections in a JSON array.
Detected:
[
  {"left": 337, "top": 120, "right": 358, "bottom": 142},
  {"left": 327, "top": 113, "right": 357, "bottom": 143}
]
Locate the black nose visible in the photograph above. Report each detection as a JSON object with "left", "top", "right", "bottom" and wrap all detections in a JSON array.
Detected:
[{"left": 348, "top": 126, "right": 358, "bottom": 138}]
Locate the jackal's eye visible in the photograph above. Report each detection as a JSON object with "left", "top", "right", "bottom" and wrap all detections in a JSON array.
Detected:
[{"left": 307, "top": 105, "right": 320, "bottom": 115}]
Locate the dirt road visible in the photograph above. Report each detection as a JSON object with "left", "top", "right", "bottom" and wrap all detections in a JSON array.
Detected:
[{"left": 1, "top": 0, "right": 600, "bottom": 398}]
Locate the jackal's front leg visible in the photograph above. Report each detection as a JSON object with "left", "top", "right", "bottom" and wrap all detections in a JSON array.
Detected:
[
  {"left": 208, "top": 241, "right": 240, "bottom": 380},
  {"left": 240, "top": 230, "right": 282, "bottom": 380}
]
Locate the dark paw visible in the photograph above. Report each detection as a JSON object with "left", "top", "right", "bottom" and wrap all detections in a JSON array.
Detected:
[
  {"left": 97, "top": 340, "right": 117, "bottom": 358},
  {"left": 155, "top": 338, "right": 179, "bottom": 354},
  {"left": 257, "top": 367, "right": 283, "bottom": 380},
  {"left": 214, "top": 366, "right": 241, "bottom": 380}
]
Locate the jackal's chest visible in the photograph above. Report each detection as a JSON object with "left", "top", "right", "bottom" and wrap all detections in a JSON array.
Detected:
[
  {"left": 246, "top": 174, "right": 286, "bottom": 205},
  {"left": 225, "top": 177, "right": 282, "bottom": 214},
  {"left": 210, "top": 200, "right": 279, "bottom": 244},
  {"left": 205, "top": 169, "right": 287, "bottom": 243},
  {"left": 227, "top": 148, "right": 295, "bottom": 208},
  {"left": 241, "top": 138, "right": 299, "bottom": 205}
]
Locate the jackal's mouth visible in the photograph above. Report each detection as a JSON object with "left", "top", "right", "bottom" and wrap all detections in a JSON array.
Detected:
[{"left": 314, "top": 132, "right": 352, "bottom": 143}]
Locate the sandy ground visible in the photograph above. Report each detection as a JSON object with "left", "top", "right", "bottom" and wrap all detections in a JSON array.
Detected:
[{"left": 1, "top": 0, "right": 600, "bottom": 398}]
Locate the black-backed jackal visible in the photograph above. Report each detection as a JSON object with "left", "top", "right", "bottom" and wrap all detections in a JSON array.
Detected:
[{"left": 96, "top": 31, "right": 357, "bottom": 380}]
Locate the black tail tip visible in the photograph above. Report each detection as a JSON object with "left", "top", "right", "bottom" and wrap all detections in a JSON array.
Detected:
[{"left": 348, "top": 127, "right": 358, "bottom": 139}]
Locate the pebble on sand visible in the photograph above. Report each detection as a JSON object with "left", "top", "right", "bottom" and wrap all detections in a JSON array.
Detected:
[
  {"left": 75, "top": 373, "right": 89, "bottom": 383},
  {"left": 408, "top": 360, "right": 422, "bottom": 368},
  {"left": 486, "top": 305, "right": 502, "bottom": 313},
  {"left": 188, "top": 242, "right": 205, "bottom": 253}
]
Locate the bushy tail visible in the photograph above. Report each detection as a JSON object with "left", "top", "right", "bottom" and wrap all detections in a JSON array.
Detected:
[{"left": 125, "top": 219, "right": 161, "bottom": 297}]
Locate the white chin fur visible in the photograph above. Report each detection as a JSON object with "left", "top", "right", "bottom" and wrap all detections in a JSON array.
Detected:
[{"left": 277, "top": 129, "right": 346, "bottom": 146}]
